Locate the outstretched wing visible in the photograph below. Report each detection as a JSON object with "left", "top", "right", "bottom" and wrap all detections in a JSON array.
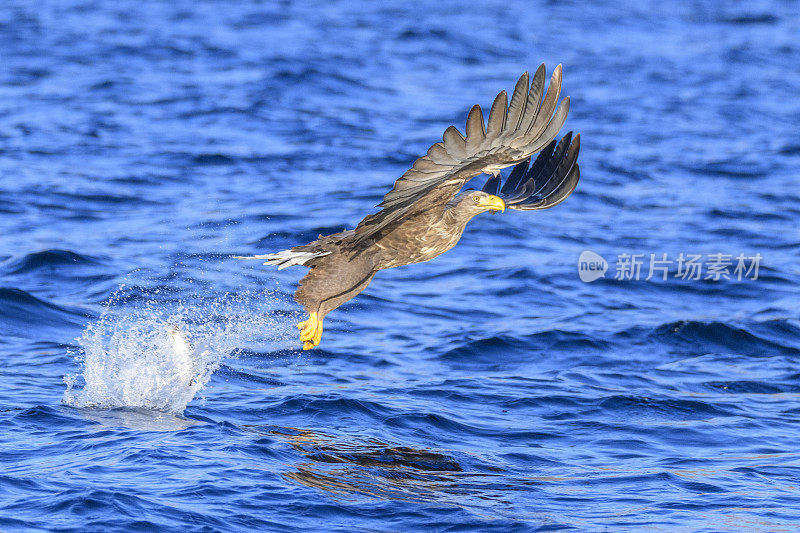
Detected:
[{"left": 348, "top": 64, "right": 571, "bottom": 251}]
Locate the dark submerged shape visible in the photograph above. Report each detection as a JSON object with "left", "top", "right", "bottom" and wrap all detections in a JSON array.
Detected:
[{"left": 236, "top": 64, "right": 581, "bottom": 349}]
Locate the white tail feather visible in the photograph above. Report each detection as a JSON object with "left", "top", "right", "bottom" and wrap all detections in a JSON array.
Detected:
[{"left": 233, "top": 250, "right": 330, "bottom": 270}]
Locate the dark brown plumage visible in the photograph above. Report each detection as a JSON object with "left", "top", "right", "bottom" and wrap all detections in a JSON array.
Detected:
[{"left": 236, "top": 65, "right": 581, "bottom": 349}]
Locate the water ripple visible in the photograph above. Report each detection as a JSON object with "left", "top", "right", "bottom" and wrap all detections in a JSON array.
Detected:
[{"left": 1, "top": 0, "right": 800, "bottom": 530}]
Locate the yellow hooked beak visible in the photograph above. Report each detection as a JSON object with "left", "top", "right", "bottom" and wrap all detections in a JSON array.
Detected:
[{"left": 478, "top": 194, "right": 506, "bottom": 212}]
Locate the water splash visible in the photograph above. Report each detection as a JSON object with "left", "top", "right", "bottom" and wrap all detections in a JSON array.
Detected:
[{"left": 63, "top": 289, "right": 293, "bottom": 414}]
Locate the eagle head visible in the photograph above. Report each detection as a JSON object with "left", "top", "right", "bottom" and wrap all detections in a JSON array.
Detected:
[{"left": 453, "top": 190, "right": 506, "bottom": 214}]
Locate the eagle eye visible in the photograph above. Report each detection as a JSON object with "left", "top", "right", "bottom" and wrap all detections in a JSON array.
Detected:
[{"left": 473, "top": 195, "right": 480, "bottom": 203}]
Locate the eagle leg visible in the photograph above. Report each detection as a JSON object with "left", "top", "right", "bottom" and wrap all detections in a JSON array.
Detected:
[{"left": 294, "top": 251, "right": 378, "bottom": 351}]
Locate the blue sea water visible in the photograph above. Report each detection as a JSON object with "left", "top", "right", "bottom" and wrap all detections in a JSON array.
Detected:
[{"left": 1, "top": 0, "right": 799, "bottom": 530}]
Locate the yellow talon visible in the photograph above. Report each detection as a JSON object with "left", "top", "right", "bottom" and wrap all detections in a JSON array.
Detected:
[
  {"left": 297, "top": 312, "right": 323, "bottom": 349},
  {"left": 312, "top": 322, "right": 323, "bottom": 346},
  {"left": 298, "top": 312, "right": 316, "bottom": 336}
]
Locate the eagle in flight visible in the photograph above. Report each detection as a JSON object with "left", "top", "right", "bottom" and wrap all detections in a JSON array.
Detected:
[{"left": 237, "top": 64, "right": 581, "bottom": 350}]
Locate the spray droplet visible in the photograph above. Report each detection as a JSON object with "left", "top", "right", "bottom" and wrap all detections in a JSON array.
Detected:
[{"left": 63, "top": 287, "right": 295, "bottom": 414}]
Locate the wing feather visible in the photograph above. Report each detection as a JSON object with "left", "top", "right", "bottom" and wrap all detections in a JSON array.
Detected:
[
  {"left": 523, "top": 65, "right": 562, "bottom": 141},
  {"left": 481, "top": 174, "right": 501, "bottom": 195},
  {"left": 502, "top": 133, "right": 581, "bottom": 211},
  {"left": 484, "top": 90, "right": 507, "bottom": 142},
  {"left": 464, "top": 105, "right": 486, "bottom": 154},
  {"left": 505, "top": 72, "right": 529, "bottom": 132},
  {"left": 532, "top": 132, "right": 573, "bottom": 196},
  {"left": 348, "top": 65, "right": 574, "bottom": 251},
  {"left": 500, "top": 157, "right": 531, "bottom": 195},
  {"left": 442, "top": 126, "right": 467, "bottom": 159},
  {"left": 515, "top": 165, "right": 580, "bottom": 210},
  {"left": 518, "top": 96, "right": 570, "bottom": 153},
  {"left": 411, "top": 157, "right": 444, "bottom": 172},
  {"left": 518, "top": 64, "right": 546, "bottom": 134},
  {"left": 427, "top": 143, "right": 457, "bottom": 165}
]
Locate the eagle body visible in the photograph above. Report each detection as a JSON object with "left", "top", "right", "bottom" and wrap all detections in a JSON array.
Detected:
[
  {"left": 237, "top": 65, "right": 582, "bottom": 349},
  {"left": 293, "top": 196, "right": 484, "bottom": 321},
  {"left": 373, "top": 200, "right": 479, "bottom": 269}
]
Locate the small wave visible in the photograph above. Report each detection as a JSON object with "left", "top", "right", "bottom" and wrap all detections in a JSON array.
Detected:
[
  {"left": 192, "top": 153, "right": 238, "bottom": 165},
  {"left": 0, "top": 287, "right": 92, "bottom": 330},
  {"left": 439, "top": 331, "right": 612, "bottom": 364},
  {"left": 2, "top": 249, "right": 101, "bottom": 275},
  {"left": 276, "top": 395, "right": 397, "bottom": 421},
  {"left": 596, "top": 395, "right": 736, "bottom": 419},
  {"left": 720, "top": 13, "right": 779, "bottom": 25},
  {"left": 50, "top": 190, "right": 164, "bottom": 207},
  {"left": 705, "top": 380, "right": 788, "bottom": 394},
  {"left": 10, "top": 405, "right": 80, "bottom": 427},
  {"left": 650, "top": 320, "right": 800, "bottom": 356}
]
